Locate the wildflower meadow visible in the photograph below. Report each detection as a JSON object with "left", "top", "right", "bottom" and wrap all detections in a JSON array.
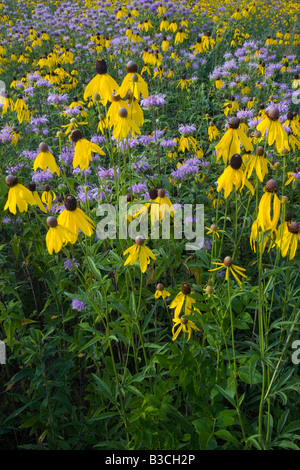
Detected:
[{"left": 0, "top": 0, "right": 300, "bottom": 452}]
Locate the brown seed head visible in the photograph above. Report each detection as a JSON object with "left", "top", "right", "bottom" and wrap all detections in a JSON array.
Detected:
[
  {"left": 156, "top": 283, "right": 165, "bottom": 292},
  {"left": 70, "top": 129, "right": 83, "bottom": 143},
  {"left": 267, "top": 107, "right": 279, "bottom": 120},
  {"left": 230, "top": 154, "right": 242, "bottom": 170},
  {"left": 265, "top": 179, "right": 278, "bottom": 192},
  {"left": 288, "top": 222, "right": 299, "bottom": 233},
  {"left": 27, "top": 182, "right": 36, "bottom": 192},
  {"left": 95, "top": 59, "right": 107, "bottom": 75},
  {"left": 5, "top": 175, "right": 18, "bottom": 188},
  {"left": 223, "top": 256, "right": 233, "bottom": 267},
  {"left": 229, "top": 117, "right": 240, "bottom": 129},
  {"left": 126, "top": 60, "right": 138, "bottom": 73},
  {"left": 149, "top": 188, "right": 158, "bottom": 200},
  {"left": 64, "top": 194, "right": 77, "bottom": 211},
  {"left": 181, "top": 283, "right": 191, "bottom": 295},
  {"left": 39, "top": 142, "right": 48, "bottom": 153},
  {"left": 47, "top": 216, "right": 58, "bottom": 228},
  {"left": 180, "top": 317, "right": 189, "bottom": 325},
  {"left": 257, "top": 146, "right": 264, "bottom": 156},
  {"left": 118, "top": 107, "right": 128, "bottom": 118},
  {"left": 135, "top": 236, "right": 144, "bottom": 246}
]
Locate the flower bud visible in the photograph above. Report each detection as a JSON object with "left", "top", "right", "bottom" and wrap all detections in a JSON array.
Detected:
[
  {"left": 205, "top": 285, "right": 214, "bottom": 295},
  {"left": 93, "top": 93, "right": 101, "bottom": 101}
]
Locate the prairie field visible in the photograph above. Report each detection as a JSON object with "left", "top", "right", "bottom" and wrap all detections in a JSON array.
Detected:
[{"left": 0, "top": 0, "right": 299, "bottom": 451}]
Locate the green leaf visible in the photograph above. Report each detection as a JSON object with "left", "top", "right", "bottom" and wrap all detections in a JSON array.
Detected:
[
  {"left": 92, "top": 374, "right": 115, "bottom": 403},
  {"left": 215, "top": 429, "right": 239, "bottom": 444}
]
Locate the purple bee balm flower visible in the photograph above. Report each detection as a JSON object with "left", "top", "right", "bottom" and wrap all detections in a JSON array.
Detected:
[
  {"left": 48, "top": 93, "right": 69, "bottom": 104},
  {"left": 237, "top": 110, "right": 254, "bottom": 119},
  {"left": 32, "top": 169, "right": 53, "bottom": 183},
  {"left": 128, "top": 181, "right": 148, "bottom": 194},
  {"left": 64, "top": 258, "right": 80, "bottom": 270},
  {"left": 178, "top": 124, "right": 196, "bottom": 135},
  {"left": 35, "top": 79, "right": 52, "bottom": 87},
  {"left": 140, "top": 94, "right": 167, "bottom": 109},
  {"left": 72, "top": 298, "right": 86, "bottom": 311},
  {"left": 160, "top": 139, "right": 176, "bottom": 148}
]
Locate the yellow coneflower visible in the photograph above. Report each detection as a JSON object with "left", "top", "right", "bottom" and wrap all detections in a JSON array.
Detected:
[
  {"left": 70, "top": 130, "right": 105, "bottom": 170},
  {"left": 57, "top": 195, "right": 96, "bottom": 244},
  {"left": 170, "top": 283, "right": 200, "bottom": 319},
  {"left": 278, "top": 222, "right": 300, "bottom": 260},
  {"left": 45, "top": 216, "right": 75, "bottom": 255},
  {"left": 209, "top": 256, "right": 247, "bottom": 285},
  {"left": 177, "top": 74, "right": 192, "bottom": 90},
  {"left": 205, "top": 223, "right": 225, "bottom": 239},
  {"left": 42, "top": 185, "right": 56, "bottom": 211},
  {"left": 155, "top": 283, "right": 171, "bottom": 300},
  {"left": 168, "top": 19, "right": 178, "bottom": 33},
  {"left": 33, "top": 142, "right": 60, "bottom": 176},
  {"left": 83, "top": 59, "right": 119, "bottom": 106},
  {"left": 208, "top": 122, "right": 220, "bottom": 141},
  {"left": 257, "top": 179, "right": 281, "bottom": 232},
  {"left": 4, "top": 175, "right": 36, "bottom": 214},
  {"left": 61, "top": 117, "right": 88, "bottom": 136},
  {"left": 112, "top": 107, "right": 141, "bottom": 140},
  {"left": 283, "top": 111, "right": 300, "bottom": 137},
  {"left": 1, "top": 92, "right": 14, "bottom": 114},
  {"left": 162, "top": 36, "right": 170, "bottom": 52},
  {"left": 223, "top": 99, "right": 239, "bottom": 116},
  {"left": 215, "top": 117, "right": 253, "bottom": 164},
  {"left": 106, "top": 92, "right": 127, "bottom": 127},
  {"left": 160, "top": 17, "right": 169, "bottom": 31},
  {"left": 190, "top": 36, "right": 203, "bottom": 55},
  {"left": 242, "top": 146, "right": 272, "bottom": 182},
  {"left": 27, "top": 182, "right": 47, "bottom": 213},
  {"left": 215, "top": 76, "right": 225, "bottom": 89},
  {"left": 256, "top": 107, "right": 289, "bottom": 153},
  {"left": 174, "top": 27, "right": 188, "bottom": 44},
  {"left": 292, "top": 73, "right": 300, "bottom": 89},
  {"left": 217, "top": 154, "right": 254, "bottom": 199},
  {"left": 123, "top": 236, "right": 156, "bottom": 273},
  {"left": 117, "top": 61, "right": 149, "bottom": 100},
  {"left": 285, "top": 168, "right": 300, "bottom": 188},
  {"left": 202, "top": 32, "right": 215, "bottom": 51},
  {"left": 172, "top": 315, "right": 199, "bottom": 342}
]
